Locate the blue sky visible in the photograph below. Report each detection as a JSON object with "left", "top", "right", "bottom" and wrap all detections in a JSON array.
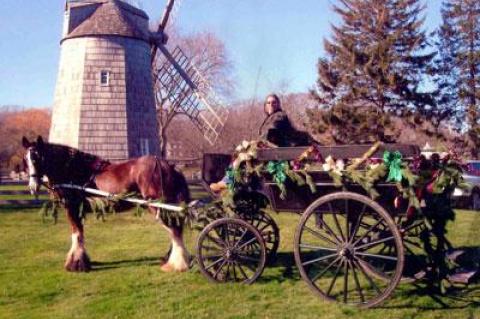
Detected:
[{"left": 0, "top": 0, "right": 442, "bottom": 107}]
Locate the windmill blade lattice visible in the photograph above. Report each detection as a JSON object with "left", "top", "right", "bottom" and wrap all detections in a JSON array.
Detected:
[{"left": 154, "top": 46, "right": 229, "bottom": 145}]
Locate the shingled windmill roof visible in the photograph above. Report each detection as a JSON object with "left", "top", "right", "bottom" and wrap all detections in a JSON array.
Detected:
[{"left": 63, "top": 0, "right": 150, "bottom": 43}]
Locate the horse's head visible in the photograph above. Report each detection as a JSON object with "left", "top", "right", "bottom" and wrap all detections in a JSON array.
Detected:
[{"left": 22, "top": 136, "right": 46, "bottom": 196}]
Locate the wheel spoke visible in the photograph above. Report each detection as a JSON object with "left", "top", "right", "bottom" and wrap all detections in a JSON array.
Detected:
[
  {"left": 312, "top": 213, "right": 343, "bottom": 244},
  {"left": 402, "top": 221, "right": 425, "bottom": 233},
  {"left": 326, "top": 259, "right": 343, "bottom": 296},
  {"left": 349, "top": 260, "right": 365, "bottom": 303},
  {"left": 236, "top": 236, "right": 259, "bottom": 250},
  {"left": 303, "top": 225, "right": 339, "bottom": 246},
  {"left": 404, "top": 241, "right": 424, "bottom": 259},
  {"left": 299, "top": 243, "right": 338, "bottom": 252},
  {"left": 302, "top": 252, "right": 338, "bottom": 266},
  {"left": 232, "top": 228, "right": 249, "bottom": 249},
  {"left": 377, "top": 243, "right": 388, "bottom": 255},
  {"left": 352, "top": 219, "right": 384, "bottom": 246},
  {"left": 213, "top": 259, "right": 228, "bottom": 279},
  {"left": 353, "top": 258, "right": 381, "bottom": 294},
  {"left": 206, "top": 233, "right": 227, "bottom": 248},
  {"left": 355, "top": 236, "right": 395, "bottom": 251},
  {"left": 225, "top": 262, "right": 231, "bottom": 281},
  {"left": 232, "top": 261, "right": 238, "bottom": 281},
  {"left": 235, "top": 261, "right": 250, "bottom": 280},
  {"left": 224, "top": 223, "right": 231, "bottom": 246},
  {"left": 239, "top": 259, "right": 257, "bottom": 273},
  {"left": 343, "top": 258, "right": 349, "bottom": 303},
  {"left": 258, "top": 223, "right": 270, "bottom": 232},
  {"left": 237, "top": 253, "right": 261, "bottom": 263},
  {"left": 329, "top": 203, "right": 345, "bottom": 242},
  {"left": 345, "top": 199, "right": 349, "bottom": 240},
  {"left": 203, "top": 253, "right": 224, "bottom": 259},
  {"left": 311, "top": 255, "right": 342, "bottom": 282},
  {"left": 356, "top": 252, "right": 397, "bottom": 261},
  {"left": 205, "top": 256, "right": 225, "bottom": 271},
  {"left": 348, "top": 204, "right": 367, "bottom": 243},
  {"left": 201, "top": 244, "right": 223, "bottom": 252},
  {"left": 403, "top": 238, "right": 423, "bottom": 249}
]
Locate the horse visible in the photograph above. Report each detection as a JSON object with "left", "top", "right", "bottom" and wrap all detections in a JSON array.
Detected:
[{"left": 22, "top": 136, "right": 191, "bottom": 273}]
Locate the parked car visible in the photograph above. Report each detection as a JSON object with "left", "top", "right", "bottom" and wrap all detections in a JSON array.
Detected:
[{"left": 453, "top": 160, "right": 480, "bottom": 210}]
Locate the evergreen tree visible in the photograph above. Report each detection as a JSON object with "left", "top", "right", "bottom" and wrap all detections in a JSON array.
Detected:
[
  {"left": 438, "top": 0, "right": 480, "bottom": 157},
  {"left": 425, "top": 2, "right": 460, "bottom": 138},
  {"left": 308, "top": 0, "right": 435, "bottom": 144}
]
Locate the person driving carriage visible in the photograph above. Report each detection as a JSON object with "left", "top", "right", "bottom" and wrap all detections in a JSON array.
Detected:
[
  {"left": 259, "top": 93, "right": 314, "bottom": 147},
  {"left": 210, "top": 93, "right": 316, "bottom": 193}
]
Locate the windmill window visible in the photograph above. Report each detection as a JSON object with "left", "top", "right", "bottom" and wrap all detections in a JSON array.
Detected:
[{"left": 100, "top": 70, "right": 110, "bottom": 86}]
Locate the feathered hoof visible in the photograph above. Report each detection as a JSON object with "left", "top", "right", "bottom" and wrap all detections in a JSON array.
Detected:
[
  {"left": 160, "top": 262, "right": 189, "bottom": 272},
  {"left": 65, "top": 251, "right": 91, "bottom": 272}
]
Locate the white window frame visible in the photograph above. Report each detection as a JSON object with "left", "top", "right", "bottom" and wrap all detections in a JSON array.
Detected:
[{"left": 100, "top": 70, "right": 111, "bottom": 86}]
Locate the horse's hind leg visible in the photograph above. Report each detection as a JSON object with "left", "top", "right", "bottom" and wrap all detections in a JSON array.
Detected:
[{"left": 64, "top": 198, "right": 91, "bottom": 272}]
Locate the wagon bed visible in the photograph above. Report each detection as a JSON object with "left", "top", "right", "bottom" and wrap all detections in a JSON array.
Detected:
[{"left": 201, "top": 143, "right": 420, "bottom": 212}]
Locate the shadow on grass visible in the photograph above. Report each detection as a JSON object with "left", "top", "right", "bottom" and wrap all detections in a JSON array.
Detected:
[
  {"left": 256, "top": 251, "right": 301, "bottom": 283},
  {"left": 91, "top": 256, "right": 163, "bottom": 271},
  {"left": 378, "top": 245, "right": 480, "bottom": 311},
  {"left": 261, "top": 248, "right": 480, "bottom": 310},
  {"left": 0, "top": 206, "right": 42, "bottom": 213},
  {"left": 378, "top": 283, "right": 480, "bottom": 311}
]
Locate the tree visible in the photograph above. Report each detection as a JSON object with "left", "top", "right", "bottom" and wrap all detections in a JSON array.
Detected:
[
  {"left": 0, "top": 108, "right": 50, "bottom": 171},
  {"left": 437, "top": 0, "right": 480, "bottom": 157},
  {"left": 153, "top": 28, "right": 234, "bottom": 158},
  {"left": 431, "top": 2, "right": 461, "bottom": 133},
  {"left": 308, "top": 0, "right": 435, "bottom": 144},
  {"left": 163, "top": 91, "right": 317, "bottom": 160}
]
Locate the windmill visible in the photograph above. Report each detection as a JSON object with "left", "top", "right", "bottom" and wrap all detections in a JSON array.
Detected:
[{"left": 150, "top": 0, "right": 230, "bottom": 150}]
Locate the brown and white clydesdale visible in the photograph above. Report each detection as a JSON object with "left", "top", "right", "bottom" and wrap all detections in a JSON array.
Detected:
[{"left": 22, "top": 136, "right": 191, "bottom": 272}]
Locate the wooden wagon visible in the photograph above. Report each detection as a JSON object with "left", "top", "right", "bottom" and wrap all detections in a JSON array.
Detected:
[{"left": 194, "top": 143, "right": 440, "bottom": 308}]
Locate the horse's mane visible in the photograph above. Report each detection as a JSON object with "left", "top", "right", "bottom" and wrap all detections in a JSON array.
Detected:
[
  {"left": 46, "top": 143, "right": 107, "bottom": 165},
  {"left": 42, "top": 142, "right": 110, "bottom": 183}
]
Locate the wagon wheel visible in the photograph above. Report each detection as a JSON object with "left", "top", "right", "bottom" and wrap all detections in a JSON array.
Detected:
[
  {"left": 365, "top": 216, "right": 429, "bottom": 283},
  {"left": 196, "top": 218, "right": 267, "bottom": 284},
  {"left": 294, "top": 192, "right": 404, "bottom": 308},
  {"left": 233, "top": 192, "right": 280, "bottom": 263},
  {"left": 237, "top": 211, "right": 280, "bottom": 263}
]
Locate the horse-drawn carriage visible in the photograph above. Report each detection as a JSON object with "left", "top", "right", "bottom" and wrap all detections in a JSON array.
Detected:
[
  {"left": 22, "top": 136, "right": 461, "bottom": 309},
  {"left": 192, "top": 143, "right": 444, "bottom": 308}
]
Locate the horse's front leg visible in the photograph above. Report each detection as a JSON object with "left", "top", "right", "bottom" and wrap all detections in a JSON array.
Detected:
[
  {"left": 64, "top": 200, "right": 91, "bottom": 272},
  {"left": 160, "top": 222, "right": 190, "bottom": 272}
]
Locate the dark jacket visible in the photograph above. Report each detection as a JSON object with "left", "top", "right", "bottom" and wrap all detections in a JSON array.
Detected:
[{"left": 258, "top": 110, "right": 314, "bottom": 147}]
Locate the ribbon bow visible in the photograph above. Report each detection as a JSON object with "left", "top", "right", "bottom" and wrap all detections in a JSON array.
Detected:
[
  {"left": 225, "top": 168, "right": 236, "bottom": 191},
  {"left": 383, "top": 151, "right": 403, "bottom": 182},
  {"left": 266, "top": 160, "right": 288, "bottom": 185}
]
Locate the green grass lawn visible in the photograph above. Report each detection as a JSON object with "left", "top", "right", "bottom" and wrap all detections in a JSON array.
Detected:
[
  {"left": 1, "top": 206, "right": 480, "bottom": 319},
  {"left": 0, "top": 194, "right": 49, "bottom": 200},
  {"left": 0, "top": 184, "right": 28, "bottom": 191}
]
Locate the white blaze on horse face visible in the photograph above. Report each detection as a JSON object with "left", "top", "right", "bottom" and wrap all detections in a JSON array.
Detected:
[{"left": 26, "top": 148, "right": 40, "bottom": 196}]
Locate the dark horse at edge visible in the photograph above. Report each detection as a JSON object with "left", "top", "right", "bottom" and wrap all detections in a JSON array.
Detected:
[{"left": 22, "top": 136, "right": 191, "bottom": 272}]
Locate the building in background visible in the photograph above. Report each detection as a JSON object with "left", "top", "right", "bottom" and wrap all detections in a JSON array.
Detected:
[{"left": 49, "top": 0, "right": 159, "bottom": 160}]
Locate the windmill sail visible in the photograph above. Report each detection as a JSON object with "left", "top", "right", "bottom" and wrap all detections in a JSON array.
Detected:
[{"left": 153, "top": 45, "right": 229, "bottom": 145}]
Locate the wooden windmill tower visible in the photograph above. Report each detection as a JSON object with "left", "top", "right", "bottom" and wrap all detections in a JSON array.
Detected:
[{"left": 49, "top": 0, "right": 228, "bottom": 161}]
